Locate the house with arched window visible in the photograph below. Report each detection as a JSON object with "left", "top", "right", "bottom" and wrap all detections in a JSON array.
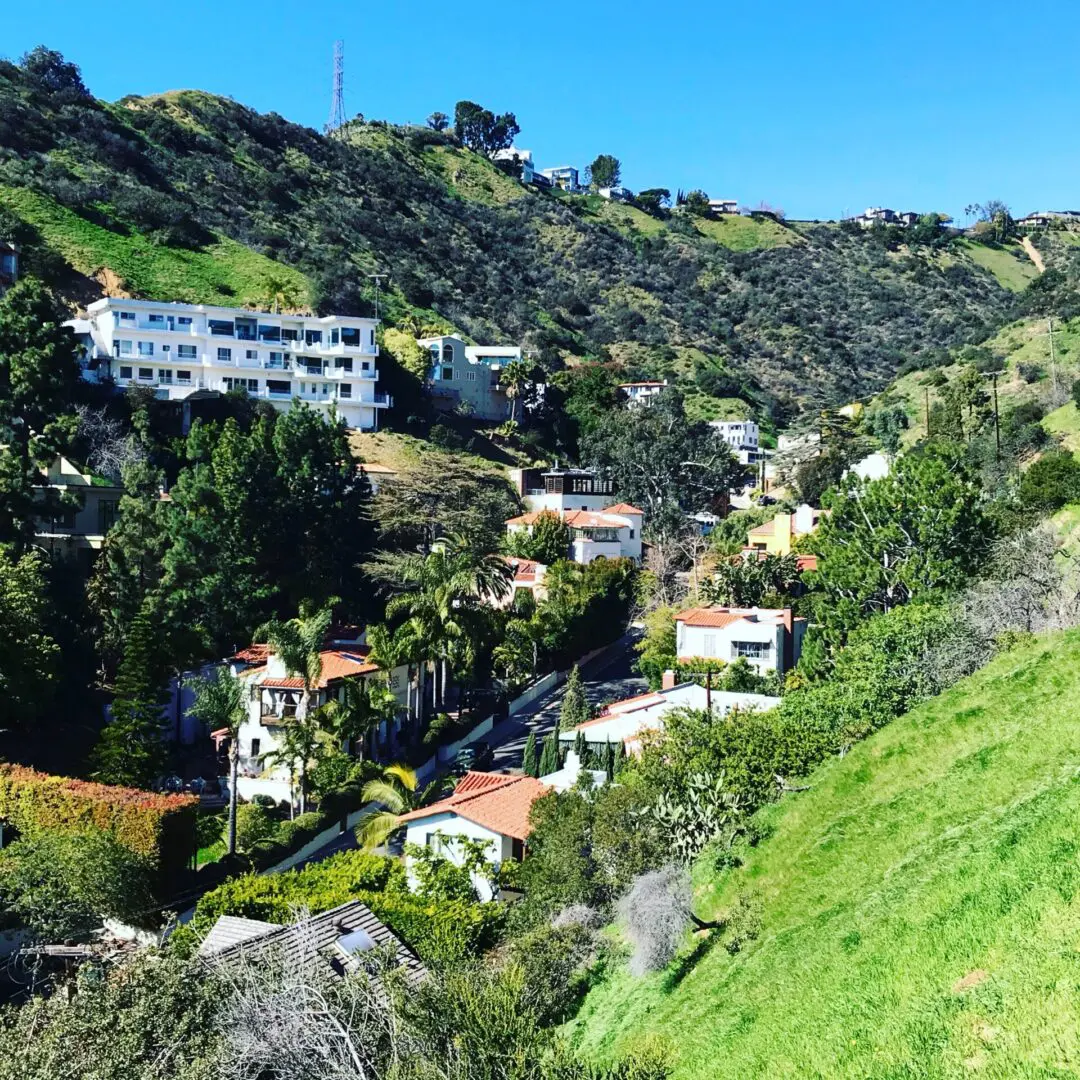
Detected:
[{"left": 418, "top": 334, "right": 536, "bottom": 421}]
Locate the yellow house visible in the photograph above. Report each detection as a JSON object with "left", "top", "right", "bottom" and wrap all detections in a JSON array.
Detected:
[{"left": 746, "top": 503, "right": 821, "bottom": 557}]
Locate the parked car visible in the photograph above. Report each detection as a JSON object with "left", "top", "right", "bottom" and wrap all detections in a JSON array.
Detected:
[{"left": 453, "top": 741, "right": 493, "bottom": 775}]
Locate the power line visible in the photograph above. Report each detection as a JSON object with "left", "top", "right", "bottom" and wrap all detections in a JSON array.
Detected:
[{"left": 325, "top": 40, "right": 345, "bottom": 135}]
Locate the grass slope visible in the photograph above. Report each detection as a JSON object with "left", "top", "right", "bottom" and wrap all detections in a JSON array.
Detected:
[
  {"left": 0, "top": 185, "right": 310, "bottom": 308},
  {"left": 956, "top": 239, "right": 1039, "bottom": 293},
  {"left": 573, "top": 630, "right": 1080, "bottom": 1078}
]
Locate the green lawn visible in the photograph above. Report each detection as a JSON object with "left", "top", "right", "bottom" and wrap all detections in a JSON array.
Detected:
[
  {"left": 693, "top": 213, "right": 798, "bottom": 252},
  {"left": 572, "top": 630, "right": 1080, "bottom": 1078},
  {"left": 957, "top": 239, "right": 1039, "bottom": 292},
  {"left": 0, "top": 186, "right": 311, "bottom": 307},
  {"left": 1043, "top": 401, "right": 1080, "bottom": 452}
]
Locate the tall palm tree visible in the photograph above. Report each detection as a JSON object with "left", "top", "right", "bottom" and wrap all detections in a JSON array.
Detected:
[
  {"left": 366, "top": 621, "right": 424, "bottom": 736},
  {"left": 356, "top": 763, "right": 419, "bottom": 850},
  {"left": 257, "top": 598, "right": 337, "bottom": 814},
  {"left": 316, "top": 675, "right": 398, "bottom": 760},
  {"left": 499, "top": 357, "right": 530, "bottom": 423},
  {"left": 189, "top": 666, "right": 247, "bottom": 856},
  {"left": 259, "top": 715, "right": 326, "bottom": 818}
]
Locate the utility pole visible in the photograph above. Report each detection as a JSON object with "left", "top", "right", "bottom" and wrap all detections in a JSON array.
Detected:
[
  {"left": 1038, "top": 316, "right": 1063, "bottom": 404},
  {"left": 925, "top": 388, "right": 931, "bottom": 439},
  {"left": 991, "top": 371, "right": 1001, "bottom": 463},
  {"left": 367, "top": 273, "right": 389, "bottom": 322}
]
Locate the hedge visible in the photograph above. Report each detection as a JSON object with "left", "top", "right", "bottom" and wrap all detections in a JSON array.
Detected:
[{"left": 0, "top": 765, "right": 198, "bottom": 891}]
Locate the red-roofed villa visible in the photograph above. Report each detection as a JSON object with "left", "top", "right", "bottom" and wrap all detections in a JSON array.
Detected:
[{"left": 675, "top": 605, "right": 807, "bottom": 675}]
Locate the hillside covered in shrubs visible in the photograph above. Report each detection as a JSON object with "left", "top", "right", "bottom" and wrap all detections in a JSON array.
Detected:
[{"left": 0, "top": 50, "right": 1022, "bottom": 422}]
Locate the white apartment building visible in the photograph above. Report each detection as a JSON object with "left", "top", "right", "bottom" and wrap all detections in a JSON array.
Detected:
[
  {"left": 420, "top": 335, "right": 531, "bottom": 421},
  {"left": 540, "top": 166, "right": 581, "bottom": 192},
  {"left": 675, "top": 605, "right": 806, "bottom": 676},
  {"left": 492, "top": 146, "right": 535, "bottom": 183},
  {"left": 710, "top": 419, "right": 763, "bottom": 465},
  {"left": 71, "top": 299, "right": 391, "bottom": 431}
]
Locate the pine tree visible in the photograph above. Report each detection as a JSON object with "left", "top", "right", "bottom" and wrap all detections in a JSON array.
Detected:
[
  {"left": 522, "top": 731, "right": 539, "bottom": 778},
  {"left": 91, "top": 603, "right": 170, "bottom": 789},
  {"left": 538, "top": 733, "right": 558, "bottom": 777},
  {"left": 560, "top": 664, "right": 589, "bottom": 732},
  {"left": 574, "top": 729, "right": 587, "bottom": 764},
  {"left": 604, "top": 739, "right": 616, "bottom": 782}
]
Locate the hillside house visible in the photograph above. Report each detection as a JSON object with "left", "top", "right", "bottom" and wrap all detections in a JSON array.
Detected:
[
  {"left": 419, "top": 335, "right": 534, "bottom": 421},
  {"left": 69, "top": 298, "right": 390, "bottom": 431},
  {"left": 619, "top": 380, "right": 667, "bottom": 406},
  {"left": 398, "top": 771, "right": 550, "bottom": 900},
  {"left": 33, "top": 456, "right": 122, "bottom": 570},
  {"left": 854, "top": 207, "right": 919, "bottom": 229},
  {"left": 675, "top": 605, "right": 806, "bottom": 675},
  {"left": 0, "top": 242, "right": 18, "bottom": 292},
  {"left": 492, "top": 146, "right": 535, "bottom": 183},
  {"left": 506, "top": 504, "right": 644, "bottom": 565},
  {"left": 598, "top": 185, "right": 633, "bottom": 202},
  {"left": 1016, "top": 210, "right": 1080, "bottom": 229},
  {"left": 710, "top": 419, "right": 764, "bottom": 465},
  {"left": 707, "top": 199, "right": 740, "bottom": 216},
  {"left": 746, "top": 503, "right": 820, "bottom": 556},
  {"left": 539, "top": 166, "right": 581, "bottom": 192},
  {"left": 509, "top": 467, "right": 615, "bottom": 513},
  {"left": 558, "top": 678, "right": 779, "bottom": 757}
]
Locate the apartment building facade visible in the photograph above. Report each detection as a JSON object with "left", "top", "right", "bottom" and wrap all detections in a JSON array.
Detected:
[
  {"left": 420, "top": 334, "right": 528, "bottom": 421},
  {"left": 71, "top": 299, "right": 391, "bottom": 431}
]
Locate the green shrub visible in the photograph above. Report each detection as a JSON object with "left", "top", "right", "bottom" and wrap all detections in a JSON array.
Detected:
[
  {"left": 1019, "top": 450, "right": 1080, "bottom": 513},
  {"left": 234, "top": 803, "right": 277, "bottom": 852}
]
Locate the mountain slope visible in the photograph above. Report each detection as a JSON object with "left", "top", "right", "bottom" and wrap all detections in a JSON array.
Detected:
[
  {"left": 0, "top": 56, "right": 1016, "bottom": 418},
  {"left": 572, "top": 629, "right": 1080, "bottom": 1077}
]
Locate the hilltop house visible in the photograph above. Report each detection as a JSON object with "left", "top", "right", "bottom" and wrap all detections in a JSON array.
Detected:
[
  {"left": 492, "top": 146, "right": 535, "bottom": 183},
  {"left": 1015, "top": 209, "right": 1080, "bottom": 229},
  {"left": 854, "top": 207, "right": 919, "bottom": 228},
  {"left": 509, "top": 467, "right": 616, "bottom": 513},
  {"left": 746, "top": 503, "right": 820, "bottom": 557},
  {"left": 69, "top": 298, "right": 390, "bottom": 431},
  {"left": 33, "top": 455, "right": 122, "bottom": 571},
  {"left": 558, "top": 678, "right": 779, "bottom": 757},
  {"left": 675, "top": 605, "right": 806, "bottom": 676},
  {"left": 506, "top": 503, "right": 644, "bottom": 565},
  {"left": 0, "top": 242, "right": 18, "bottom": 292},
  {"left": 398, "top": 771, "right": 550, "bottom": 900},
  {"left": 539, "top": 166, "right": 581, "bottom": 192},
  {"left": 598, "top": 185, "right": 633, "bottom": 202},
  {"left": 419, "top": 335, "right": 534, "bottom": 421},
  {"left": 619, "top": 380, "right": 667, "bottom": 406},
  {"left": 710, "top": 419, "right": 764, "bottom": 466},
  {"left": 707, "top": 199, "right": 739, "bottom": 216}
]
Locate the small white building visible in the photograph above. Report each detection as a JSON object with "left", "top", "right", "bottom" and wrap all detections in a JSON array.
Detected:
[
  {"left": 558, "top": 679, "right": 779, "bottom": 757},
  {"left": 710, "top": 419, "right": 763, "bottom": 465},
  {"left": 505, "top": 503, "right": 644, "bottom": 565},
  {"left": 619, "top": 381, "right": 667, "bottom": 406},
  {"left": 539, "top": 166, "right": 581, "bottom": 192},
  {"left": 419, "top": 335, "right": 533, "bottom": 421},
  {"left": 598, "top": 185, "right": 633, "bottom": 202},
  {"left": 708, "top": 199, "right": 739, "bottom": 216},
  {"left": 493, "top": 147, "right": 535, "bottom": 183},
  {"left": 846, "top": 452, "right": 889, "bottom": 482},
  {"left": 511, "top": 467, "right": 616, "bottom": 514},
  {"left": 675, "top": 605, "right": 806, "bottom": 676},
  {"left": 398, "top": 771, "right": 550, "bottom": 900},
  {"left": 70, "top": 298, "right": 390, "bottom": 431}
]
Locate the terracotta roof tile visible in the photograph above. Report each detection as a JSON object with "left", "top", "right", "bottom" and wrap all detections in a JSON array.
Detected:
[
  {"left": 747, "top": 520, "right": 775, "bottom": 537},
  {"left": 506, "top": 510, "right": 629, "bottom": 529},
  {"left": 603, "top": 503, "right": 645, "bottom": 515},
  {"left": 398, "top": 772, "right": 550, "bottom": 841},
  {"left": 674, "top": 607, "right": 744, "bottom": 628},
  {"left": 255, "top": 649, "right": 379, "bottom": 690}
]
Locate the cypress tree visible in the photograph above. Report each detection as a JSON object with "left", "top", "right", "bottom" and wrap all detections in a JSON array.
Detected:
[
  {"left": 574, "top": 729, "right": 587, "bottom": 763},
  {"left": 91, "top": 603, "right": 170, "bottom": 789},
  {"left": 538, "top": 733, "right": 558, "bottom": 777},
  {"left": 604, "top": 739, "right": 616, "bottom": 782},
  {"left": 522, "top": 731, "right": 539, "bottom": 778},
  {"left": 560, "top": 663, "right": 588, "bottom": 732},
  {"left": 614, "top": 739, "right": 627, "bottom": 775}
]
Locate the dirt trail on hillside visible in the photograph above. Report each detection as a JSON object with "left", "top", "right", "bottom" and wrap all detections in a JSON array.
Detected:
[{"left": 1021, "top": 235, "right": 1046, "bottom": 273}]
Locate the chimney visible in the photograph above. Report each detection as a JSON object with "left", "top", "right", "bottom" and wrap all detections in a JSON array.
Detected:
[
  {"left": 661, "top": 669, "right": 677, "bottom": 691},
  {"left": 781, "top": 608, "right": 794, "bottom": 672}
]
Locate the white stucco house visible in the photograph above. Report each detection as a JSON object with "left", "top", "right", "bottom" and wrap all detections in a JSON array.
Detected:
[
  {"left": 710, "top": 419, "right": 764, "bottom": 466},
  {"left": 510, "top": 467, "right": 616, "bottom": 514},
  {"left": 558, "top": 679, "right": 780, "bottom": 757},
  {"left": 505, "top": 503, "right": 644, "bottom": 565},
  {"left": 675, "top": 605, "right": 806, "bottom": 676},
  {"left": 618, "top": 380, "right": 667, "bottom": 406},
  {"left": 398, "top": 771, "right": 550, "bottom": 900},
  {"left": 419, "top": 335, "right": 537, "bottom": 421},
  {"left": 539, "top": 165, "right": 581, "bottom": 192},
  {"left": 68, "top": 298, "right": 391, "bottom": 431},
  {"left": 492, "top": 146, "right": 535, "bottom": 183}
]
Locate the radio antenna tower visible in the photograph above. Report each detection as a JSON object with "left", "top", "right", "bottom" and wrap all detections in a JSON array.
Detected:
[{"left": 326, "top": 40, "right": 345, "bottom": 135}]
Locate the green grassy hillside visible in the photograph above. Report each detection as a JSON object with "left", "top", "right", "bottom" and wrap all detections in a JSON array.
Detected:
[
  {"left": 955, "top": 238, "right": 1039, "bottom": 292},
  {"left": 572, "top": 629, "right": 1080, "bottom": 1078}
]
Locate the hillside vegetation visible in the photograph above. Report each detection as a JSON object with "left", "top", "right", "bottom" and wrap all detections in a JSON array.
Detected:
[
  {"left": 572, "top": 628, "right": 1080, "bottom": 1077},
  {"left": 0, "top": 55, "right": 1018, "bottom": 419}
]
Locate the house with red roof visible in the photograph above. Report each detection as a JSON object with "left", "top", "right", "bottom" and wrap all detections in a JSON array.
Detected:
[
  {"left": 675, "top": 605, "right": 807, "bottom": 676},
  {"left": 398, "top": 771, "right": 551, "bottom": 900},
  {"left": 505, "top": 502, "right": 644, "bottom": 565}
]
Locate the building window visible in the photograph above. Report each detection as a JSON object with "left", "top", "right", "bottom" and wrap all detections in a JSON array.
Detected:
[
  {"left": 628, "top": 528, "right": 634, "bottom": 539},
  {"left": 268, "top": 351, "right": 284, "bottom": 367},
  {"left": 702, "top": 634, "right": 717, "bottom": 658},
  {"left": 137, "top": 341, "right": 154, "bottom": 357},
  {"left": 361, "top": 361, "right": 370, "bottom": 373},
  {"left": 305, "top": 329, "right": 322, "bottom": 345},
  {"left": 250, "top": 738, "right": 261, "bottom": 759},
  {"left": 465, "top": 370, "right": 477, "bottom": 381},
  {"left": 157, "top": 369, "right": 172, "bottom": 383},
  {"left": 339, "top": 384, "right": 352, "bottom": 399},
  {"left": 177, "top": 344, "right": 197, "bottom": 359},
  {"left": 177, "top": 316, "right": 192, "bottom": 326},
  {"left": 51, "top": 508, "right": 77, "bottom": 530},
  {"left": 217, "top": 347, "right": 232, "bottom": 364},
  {"left": 138, "top": 367, "right": 153, "bottom": 381},
  {"left": 441, "top": 343, "right": 454, "bottom": 364},
  {"left": 223, "top": 378, "right": 258, "bottom": 393},
  {"left": 176, "top": 370, "right": 192, "bottom": 384},
  {"left": 258, "top": 325, "right": 280, "bottom": 342},
  {"left": 266, "top": 380, "right": 291, "bottom": 396},
  {"left": 208, "top": 320, "right": 234, "bottom": 337},
  {"left": 118, "top": 311, "right": 135, "bottom": 323},
  {"left": 341, "top": 327, "right": 360, "bottom": 347},
  {"left": 119, "top": 366, "right": 133, "bottom": 380},
  {"left": 245, "top": 349, "right": 258, "bottom": 361},
  {"left": 732, "top": 641, "right": 769, "bottom": 660},
  {"left": 330, "top": 328, "right": 340, "bottom": 345},
  {"left": 334, "top": 357, "right": 353, "bottom": 372},
  {"left": 148, "top": 313, "right": 164, "bottom": 325},
  {"left": 441, "top": 366, "right": 454, "bottom": 381},
  {"left": 98, "top": 500, "right": 119, "bottom": 533}
]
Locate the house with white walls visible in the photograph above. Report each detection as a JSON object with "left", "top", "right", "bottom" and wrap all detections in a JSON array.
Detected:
[
  {"left": 509, "top": 467, "right": 616, "bottom": 514},
  {"left": 398, "top": 771, "right": 550, "bottom": 900},
  {"left": 558, "top": 678, "right": 780, "bottom": 757},
  {"left": 619, "top": 380, "right": 668, "bottom": 406},
  {"left": 675, "top": 605, "right": 806, "bottom": 676},
  {"left": 492, "top": 147, "right": 535, "bottom": 183},
  {"left": 69, "top": 298, "right": 390, "bottom": 431},
  {"left": 539, "top": 166, "right": 581, "bottom": 192},
  {"left": 419, "top": 335, "right": 535, "bottom": 421},
  {"left": 33, "top": 455, "right": 123, "bottom": 571},
  {"left": 505, "top": 503, "right": 644, "bottom": 565}
]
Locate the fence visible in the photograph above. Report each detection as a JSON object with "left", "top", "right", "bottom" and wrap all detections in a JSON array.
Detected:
[{"left": 508, "top": 670, "right": 563, "bottom": 715}]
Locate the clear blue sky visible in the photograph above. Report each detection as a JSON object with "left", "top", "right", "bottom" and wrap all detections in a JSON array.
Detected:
[{"left": 4, "top": 0, "right": 1077, "bottom": 221}]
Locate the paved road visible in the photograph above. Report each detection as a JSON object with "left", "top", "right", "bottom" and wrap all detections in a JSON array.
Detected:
[{"left": 488, "top": 629, "right": 646, "bottom": 771}]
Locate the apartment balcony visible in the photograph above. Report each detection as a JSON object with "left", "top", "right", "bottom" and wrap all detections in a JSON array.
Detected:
[{"left": 372, "top": 391, "right": 392, "bottom": 407}]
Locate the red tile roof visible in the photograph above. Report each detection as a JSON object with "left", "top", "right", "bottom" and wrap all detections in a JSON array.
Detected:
[
  {"left": 397, "top": 772, "right": 550, "bottom": 841},
  {"left": 675, "top": 605, "right": 793, "bottom": 628},
  {"left": 506, "top": 509, "right": 628, "bottom": 529},
  {"left": 253, "top": 649, "right": 379, "bottom": 690},
  {"left": 504, "top": 557, "right": 544, "bottom": 584},
  {"left": 603, "top": 503, "right": 645, "bottom": 515},
  {"left": 233, "top": 644, "right": 272, "bottom": 665}
]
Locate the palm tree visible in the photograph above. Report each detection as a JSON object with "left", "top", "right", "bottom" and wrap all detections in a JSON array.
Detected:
[
  {"left": 316, "top": 675, "right": 398, "bottom": 760},
  {"left": 259, "top": 715, "right": 326, "bottom": 818},
  {"left": 257, "top": 599, "right": 337, "bottom": 814},
  {"left": 356, "top": 763, "right": 420, "bottom": 850},
  {"left": 366, "top": 621, "right": 424, "bottom": 737},
  {"left": 189, "top": 667, "right": 247, "bottom": 856},
  {"left": 499, "top": 357, "right": 530, "bottom": 423}
]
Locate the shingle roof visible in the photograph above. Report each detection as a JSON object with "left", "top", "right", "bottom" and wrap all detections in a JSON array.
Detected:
[
  {"left": 398, "top": 771, "right": 550, "bottom": 841},
  {"left": 747, "top": 520, "right": 776, "bottom": 537},
  {"left": 199, "top": 900, "right": 425, "bottom": 986},
  {"left": 199, "top": 915, "right": 283, "bottom": 956}
]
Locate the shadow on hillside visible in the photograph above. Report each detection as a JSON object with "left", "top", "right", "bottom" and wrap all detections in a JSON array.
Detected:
[{"left": 662, "top": 931, "right": 721, "bottom": 993}]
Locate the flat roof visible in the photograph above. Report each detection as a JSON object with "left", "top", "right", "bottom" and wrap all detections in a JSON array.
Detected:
[{"left": 85, "top": 297, "right": 377, "bottom": 325}]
